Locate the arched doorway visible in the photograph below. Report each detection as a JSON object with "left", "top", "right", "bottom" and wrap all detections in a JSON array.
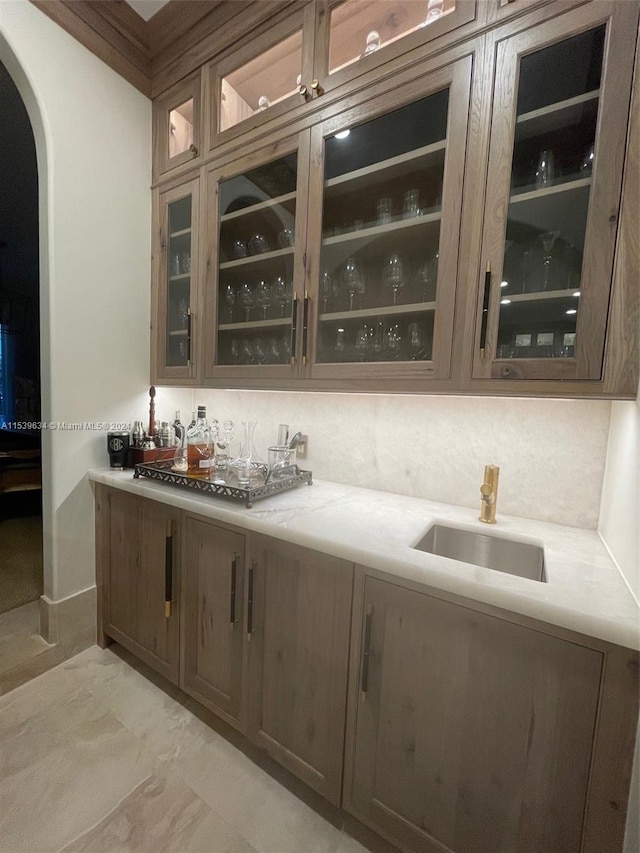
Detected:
[{"left": 0, "top": 46, "right": 48, "bottom": 628}]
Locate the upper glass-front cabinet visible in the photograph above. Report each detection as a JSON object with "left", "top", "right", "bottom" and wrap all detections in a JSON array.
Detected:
[
  {"left": 475, "top": 3, "right": 637, "bottom": 382},
  {"left": 305, "top": 57, "right": 472, "bottom": 383},
  {"left": 210, "top": 0, "right": 475, "bottom": 147},
  {"left": 153, "top": 179, "right": 200, "bottom": 382},
  {"left": 154, "top": 73, "right": 201, "bottom": 177},
  {"left": 204, "top": 141, "right": 310, "bottom": 381}
]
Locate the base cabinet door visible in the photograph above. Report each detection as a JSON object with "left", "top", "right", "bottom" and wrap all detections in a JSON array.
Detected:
[
  {"left": 346, "top": 576, "right": 604, "bottom": 853},
  {"left": 99, "top": 487, "right": 180, "bottom": 684},
  {"left": 181, "top": 516, "right": 246, "bottom": 729},
  {"left": 246, "top": 536, "right": 354, "bottom": 805}
]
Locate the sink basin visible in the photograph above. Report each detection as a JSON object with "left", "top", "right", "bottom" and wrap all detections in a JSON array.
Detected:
[{"left": 414, "top": 523, "right": 546, "bottom": 582}]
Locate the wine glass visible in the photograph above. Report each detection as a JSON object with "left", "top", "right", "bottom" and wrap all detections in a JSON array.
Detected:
[
  {"left": 535, "top": 149, "right": 555, "bottom": 189},
  {"left": 344, "top": 257, "right": 365, "bottom": 310},
  {"left": 539, "top": 231, "right": 560, "bottom": 291},
  {"left": 272, "top": 275, "right": 289, "bottom": 318},
  {"left": 384, "top": 252, "right": 406, "bottom": 306},
  {"left": 239, "top": 282, "right": 255, "bottom": 321},
  {"left": 355, "top": 325, "right": 372, "bottom": 360},
  {"left": 256, "top": 279, "right": 272, "bottom": 320},
  {"left": 408, "top": 322, "right": 425, "bottom": 359},
  {"left": 241, "top": 337, "right": 255, "bottom": 363},
  {"left": 229, "top": 338, "right": 240, "bottom": 364},
  {"left": 224, "top": 284, "right": 236, "bottom": 322},
  {"left": 416, "top": 252, "right": 438, "bottom": 302},
  {"left": 387, "top": 324, "right": 402, "bottom": 358},
  {"left": 320, "top": 270, "right": 334, "bottom": 313}
]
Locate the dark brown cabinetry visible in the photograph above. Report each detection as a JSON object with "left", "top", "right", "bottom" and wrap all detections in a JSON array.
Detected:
[{"left": 95, "top": 485, "right": 180, "bottom": 684}]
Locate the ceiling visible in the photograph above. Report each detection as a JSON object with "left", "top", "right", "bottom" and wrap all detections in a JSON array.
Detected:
[{"left": 125, "top": 0, "right": 170, "bottom": 21}]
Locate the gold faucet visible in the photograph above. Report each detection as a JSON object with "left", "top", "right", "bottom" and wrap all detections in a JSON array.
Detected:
[{"left": 479, "top": 464, "right": 500, "bottom": 524}]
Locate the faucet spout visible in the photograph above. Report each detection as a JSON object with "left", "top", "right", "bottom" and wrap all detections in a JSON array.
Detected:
[{"left": 479, "top": 464, "right": 500, "bottom": 524}]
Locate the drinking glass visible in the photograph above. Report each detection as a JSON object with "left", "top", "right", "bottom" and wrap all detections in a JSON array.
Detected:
[
  {"left": 272, "top": 275, "right": 289, "bottom": 318},
  {"left": 387, "top": 324, "right": 402, "bottom": 357},
  {"left": 232, "top": 239, "right": 248, "bottom": 259},
  {"left": 539, "top": 231, "right": 560, "bottom": 291},
  {"left": 241, "top": 337, "right": 255, "bottom": 363},
  {"left": 178, "top": 298, "right": 189, "bottom": 329},
  {"left": 416, "top": 252, "right": 439, "bottom": 302},
  {"left": 344, "top": 257, "right": 365, "bottom": 310},
  {"left": 277, "top": 227, "right": 294, "bottom": 248},
  {"left": 215, "top": 420, "right": 234, "bottom": 472},
  {"left": 224, "top": 284, "right": 236, "bottom": 322},
  {"left": 535, "top": 149, "right": 555, "bottom": 189},
  {"left": 170, "top": 252, "right": 181, "bottom": 276},
  {"left": 239, "top": 283, "right": 255, "bottom": 321},
  {"left": 320, "top": 270, "right": 334, "bottom": 313},
  {"left": 354, "top": 325, "right": 372, "bottom": 359},
  {"left": 376, "top": 197, "right": 392, "bottom": 225},
  {"left": 580, "top": 143, "right": 595, "bottom": 177},
  {"left": 408, "top": 322, "right": 424, "bottom": 355},
  {"left": 248, "top": 233, "right": 270, "bottom": 255},
  {"left": 403, "top": 189, "right": 420, "bottom": 218},
  {"left": 254, "top": 338, "right": 267, "bottom": 363},
  {"left": 229, "top": 338, "right": 240, "bottom": 364},
  {"left": 256, "top": 279, "right": 272, "bottom": 320},
  {"left": 334, "top": 327, "right": 346, "bottom": 354},
  {"left": 268, "top": 338, "right": 281, "bottom": 363},
  {"left": 373, "top": 321, "right": 385, "bottom": 356},
  {"left": 181, "top": 251, "right": 191, "bottom": 273},
  {"left": 384, "top": 252, "right": 406, "bottom": 305}
]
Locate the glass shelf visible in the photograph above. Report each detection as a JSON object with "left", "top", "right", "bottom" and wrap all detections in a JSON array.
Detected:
[
  {"left": 318, "top": 301, "right": 436, "bottom": 322},
  {"left": 219, "top": 247, "right": 294, "bottom": 270},
  {"left": 219, "top": 317, "right": 293, "bottom": 331},
  {"left": 220, "top": 191, "right": 297, "bottom": 223}
]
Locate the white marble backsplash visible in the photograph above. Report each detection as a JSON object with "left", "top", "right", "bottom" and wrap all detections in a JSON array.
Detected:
[{"left": 157, "top": 389, "right": 611, "bottom": 530}]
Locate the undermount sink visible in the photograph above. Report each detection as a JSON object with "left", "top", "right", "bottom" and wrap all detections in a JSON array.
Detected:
[{"left": 413, "top": 523, "right": 546, "bottom": 583}]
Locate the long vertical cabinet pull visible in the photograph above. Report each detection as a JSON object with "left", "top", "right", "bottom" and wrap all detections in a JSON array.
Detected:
[
  {"left": 360, "top": 604, "right": 373, "bottom": 696},
  {"left": 479, "top": 263, "right": 491, "bottom": 358},
  {"left": 230, "top": 553, "right": 238, "bottom": 624},
  {"left": 164, "top": 519, "right": 173, "bottom": 618},
  {"left": 186, "top": 309, "right": 192, "bottom": 366},
  {"left": 290, "top": 297, "right": 299, "bottom": 364},
  {"left": 247, "top": 561, "right": 256, "bottom": 637},
  {"left": 302, "top": 292, "right": 310, "bottom": 364}
]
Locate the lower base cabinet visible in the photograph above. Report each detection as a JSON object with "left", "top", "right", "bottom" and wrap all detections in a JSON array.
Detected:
[
  {"left": 96, "top": 485, "right": 181, "bottom": 685},
  {"left": 344, "top": 573, "right": 639, "bottom": 853},
  {"left": 96, "top": 488, "right": 638, "bottom": 853}
]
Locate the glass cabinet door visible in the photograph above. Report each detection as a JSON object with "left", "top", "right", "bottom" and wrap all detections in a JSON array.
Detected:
[
  {"left": 305, "top": 58, "right": 471, "bottom": 384},
  {"left": 154, "top": 178, "right": 200, "bottom": 382},
  {"left": 154, "top": 73, "right": 201, "bottom": 178},
  {"left": 475, "top": 3, "right": 637, "bottom": 382},
  {"left": 205, "top": 142, "right": 309, "bottom": 381}
]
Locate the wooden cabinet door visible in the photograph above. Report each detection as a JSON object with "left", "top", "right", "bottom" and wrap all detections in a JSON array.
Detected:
[
  {"left": 181, "top": 516, "right": 246, "bottom": 729},
  {"left": 246, "top": 536, "right": 353, "bottom": 805},
  {"left": 471, "top": 1, "right": 638, "bottom": 386},
  {"left": 100, "top": 488, "right": 180, "bottom": 684},
  {"left": 346, "top": 576, "right": 603, "bottom": 853}
]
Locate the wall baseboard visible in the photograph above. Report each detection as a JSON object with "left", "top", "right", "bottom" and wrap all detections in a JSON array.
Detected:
[{"left": 39, "top": 586, "right": 96, "bottom": 650}]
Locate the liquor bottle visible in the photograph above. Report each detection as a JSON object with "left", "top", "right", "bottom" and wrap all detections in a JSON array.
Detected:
[{"left": 186, "top": 406, "right": 211, "bottom": 476}]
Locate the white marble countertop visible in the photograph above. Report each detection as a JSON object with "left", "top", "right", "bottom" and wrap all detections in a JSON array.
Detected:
[{"left": 88, "top": 468, "right": 640, "bottom": 651}]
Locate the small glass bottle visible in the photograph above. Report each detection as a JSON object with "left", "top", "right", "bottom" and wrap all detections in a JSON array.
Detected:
[
  {"left": 173, "top": 410, "right": 185, "bottom": 448},
  {"left": 186, "top": 406, "right": 212, "bottom": 476}
]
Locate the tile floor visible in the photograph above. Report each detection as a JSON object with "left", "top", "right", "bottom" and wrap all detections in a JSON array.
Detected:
[{"left": 0, "top": 645, "right": 373, "bottom": 853}]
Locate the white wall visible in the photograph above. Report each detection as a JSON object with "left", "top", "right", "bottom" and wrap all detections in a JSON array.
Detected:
[
  {"left": 166, "top": 388, "right": 612, "bottom": 529},
  {"left": 0, "top": 0, "right": 152, "bottom": 600}
]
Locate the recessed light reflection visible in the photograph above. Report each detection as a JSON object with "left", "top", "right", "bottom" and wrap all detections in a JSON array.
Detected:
[
  {"left": 337, "top": 327, "right": 345, "bottom": 332},
  {"left": 566, "top": 309, "right": 577, "bottom": 315},
  {"left": 500, "top": 298, "right": 511, "bottom": 305},
  {"left": 500, "top": 280, "right": 508, "bottom": 288},
  {"left": 573, "top": 291, "right": 581, "bottom": 297},
  {"left": 334, "top": 130, "right": 350, "bottom": 140}
]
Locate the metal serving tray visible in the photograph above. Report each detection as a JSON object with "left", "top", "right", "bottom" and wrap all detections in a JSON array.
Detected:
[{"left": 133, "top": 459, "right": 312, "bottom": 508}]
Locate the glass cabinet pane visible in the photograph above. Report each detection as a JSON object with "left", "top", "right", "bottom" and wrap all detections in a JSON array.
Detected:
[
  {"left": 317, "top": 90, "right": 448, "bottom": 364},
  {"left": 496, "top": 26, "right": 605, "bottom": 361},
  {"left": 216, "top": 155, "right": 298, "bottom": 366},
  {"left": 169, "top": 99, "right": 194, "bottom": 159},
  {"left": 220, "top": 31, "right": 303, "bottom": 133},
  {"left": 166, "top": 196, "right": 193, "bottom": 367},
  {"left": 328, "top": 0, "right": 456, "bottom": 75}
]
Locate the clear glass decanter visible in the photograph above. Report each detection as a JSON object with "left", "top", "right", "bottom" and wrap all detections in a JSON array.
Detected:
[{"left": 231, "top": 421, "right": 267, "bottom": 487}]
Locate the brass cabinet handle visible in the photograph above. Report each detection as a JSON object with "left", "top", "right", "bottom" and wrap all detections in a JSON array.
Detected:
[
  {"left": 290, "top": 296, "right": 299, "bottom": 364},
  {"left": 302, "top": 292, "right": 310, "bottom": 364},
  {"left": 298, "top": 84, "right": 309, "bottom": 99},
  {"left": 479, "top": 263, "right": 491, "bottom": 359},
  {"left": 247, "top": 561, "right": 256, "bottom": 636},
  {"left": 310, "top": 79, "right": 323, "bottom": 96},
  {"left": 189, "top": 143, "right": 198, "bottom": 155},
  {"left": 164, "top": 520, "right": 173, "bottom": 618},
  {"left": 360, "top": 604, "right": 373, "bottom": 694},
  {"left": 230, "top": 553, "right": 238, "bottom": 624}
]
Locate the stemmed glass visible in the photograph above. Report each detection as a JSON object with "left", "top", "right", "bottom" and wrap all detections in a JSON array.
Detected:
[
  {"left": 344, "top": 257, "right": 365, "bottom": 310},
  {"left": 416, "top": 252, "right": 439, "bottom": 302},
  {"left": 224, "top": 284, "right": 236, "bottom": 322},
  {"left": 384, "top": 252, "right": 406, "bottom": 306},
  {"left": 239, "top": 282, "right": 255, "bottom": 321},
  {"left": 256, "top": 279, "right": 272, "bottom": 320},
  {"left": 272, "top": 276, "right": 289, "bottom": 318},
  {"left": 320, "top": 270, "right": 334, "bottom": 313},
  {"left": 540, "top": 231, "right": 560, "bottom": 291}
]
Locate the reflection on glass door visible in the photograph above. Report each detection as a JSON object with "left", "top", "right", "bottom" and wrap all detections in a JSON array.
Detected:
[
  {"left": 216, "top": 155, "right": 298, "bottom": 366},
  {"left": 316, "top": 90, "right": 449, "bottom": 365},
  {"left": 166, "top": 195, "right": 193, "bottom": 368},
  {"left": 496, "top": 26, "right": 605, "bottom": 361}
]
